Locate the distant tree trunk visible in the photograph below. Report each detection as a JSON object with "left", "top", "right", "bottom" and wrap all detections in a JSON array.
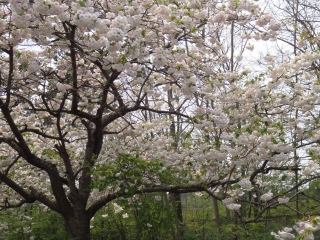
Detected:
[
  {"left": 168, "top": 87, "right": 184, "bottom": 240},
  {"left": 293, "top": 0, "right": 301, "bottom": 218},
  {"left": 163, "top": 192, "right": 176, "bottom": 239},
  {"left": 213, "top": 198, "right": 222, "bottom": 235},
  {"left": 226, "top": 208, "right": 237, "bottom": 240},
  {"left": 226, "top": 207, "right": 231, "bottom": 223},
  {"left": 170, "top": 193, "right": 183, "bottom": 240}
]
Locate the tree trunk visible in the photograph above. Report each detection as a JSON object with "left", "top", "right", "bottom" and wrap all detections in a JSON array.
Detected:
[
  {"left": 65, "top": 204, "right": 91, "bottom": 240},
  {"left": 170, "top": 193, "right": 183, "bottom": 240}
]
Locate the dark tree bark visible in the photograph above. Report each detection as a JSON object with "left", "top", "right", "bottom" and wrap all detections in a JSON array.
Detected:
[{"left": 65, "top": 205, "right": 91, "bottom": 240}]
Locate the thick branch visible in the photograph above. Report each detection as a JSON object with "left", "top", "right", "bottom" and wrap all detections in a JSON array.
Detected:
[
  {"left": 87, "top": 179, "right": 238, "bottom": 218},
  {"left": 20, "top": 127, "right": 69, "bottom": 141},
  {"left": 0, "top": 172, "right": 35, "bottom": 204}
]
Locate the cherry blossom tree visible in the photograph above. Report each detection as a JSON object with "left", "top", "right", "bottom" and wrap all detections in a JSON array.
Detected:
[{"left": 0, "top": 0, "right": 319, "bottom": 239}]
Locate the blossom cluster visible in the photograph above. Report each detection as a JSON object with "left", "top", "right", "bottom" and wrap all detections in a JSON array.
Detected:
[
  {"left": 260, "top": 192, "right": 273, "bottom": 202},
  {"left": 272, "top": 217, "right": 320, "bottom": 240},
  {"left": 222, "top": 198, "right": 241, "bottom": 211}
]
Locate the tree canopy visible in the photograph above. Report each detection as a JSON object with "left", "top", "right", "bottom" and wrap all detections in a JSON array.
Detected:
[{"left": 0, "top": 0, "right": 320, "bottom": 239}]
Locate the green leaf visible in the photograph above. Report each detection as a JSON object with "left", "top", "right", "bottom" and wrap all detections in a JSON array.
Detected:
[{"left": 78, "top": 0, "right": 86, "bottom": 7}]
